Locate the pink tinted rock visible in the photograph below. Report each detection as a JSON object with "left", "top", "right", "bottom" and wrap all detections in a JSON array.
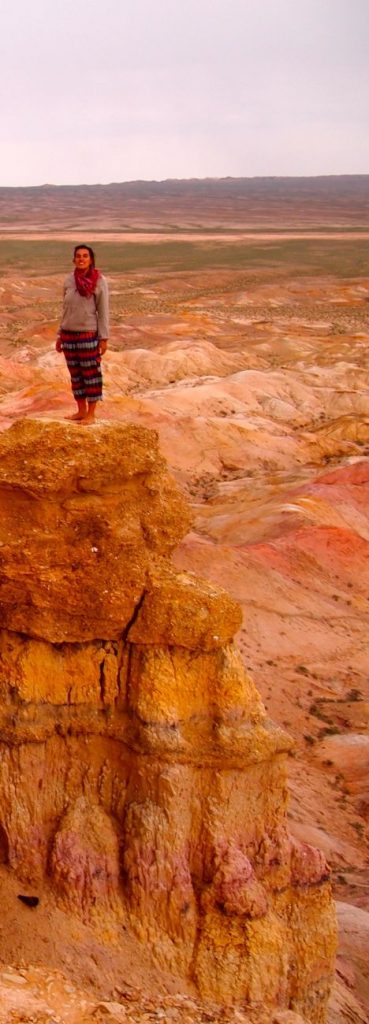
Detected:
[
  {"left": 50, "top": 798, "right": 120, "bottom": 919},
  {"left": 290, "top": 837, "right": 330, "bottom": 887},
  {"left": 211, "top": 845, "right": 269, "bottom": 918}
]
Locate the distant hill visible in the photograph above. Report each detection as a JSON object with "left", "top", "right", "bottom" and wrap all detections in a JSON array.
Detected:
[{"left": 1, "top": 176, "right": 369, "bottom": 230}]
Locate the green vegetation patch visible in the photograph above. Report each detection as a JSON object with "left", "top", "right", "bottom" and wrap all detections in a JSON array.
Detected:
[{"left": 1, "top": 237, "right": 369, "bottom": 278}]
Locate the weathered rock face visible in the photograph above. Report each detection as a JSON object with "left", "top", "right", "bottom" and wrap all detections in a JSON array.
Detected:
[
  {"left": 0, "top": 420, "right": 336, "bottom": 1023},
  {"left": 0, "top": 418, "right": 192, "bottom": 642}
]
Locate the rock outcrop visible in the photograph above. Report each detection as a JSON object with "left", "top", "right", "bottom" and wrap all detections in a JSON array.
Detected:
[{"left": 0, "top": 419, "right": 336, "bottom": 1022}]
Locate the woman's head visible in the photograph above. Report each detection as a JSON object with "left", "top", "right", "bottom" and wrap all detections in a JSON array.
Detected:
[{"left": 73, "top": 245, "right": 96, "bottom": 271}]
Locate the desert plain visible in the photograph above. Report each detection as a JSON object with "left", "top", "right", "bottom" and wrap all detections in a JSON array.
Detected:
[{"left": 0, "top": 178, "right": 368, "bottom": 1023}]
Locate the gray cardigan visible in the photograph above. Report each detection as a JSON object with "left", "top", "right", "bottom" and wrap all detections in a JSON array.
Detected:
[{"left": 60, "top": 273, "right": 109, "bottom": 339}]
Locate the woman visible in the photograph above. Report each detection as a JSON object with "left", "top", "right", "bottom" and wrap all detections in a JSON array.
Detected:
[{"left": 56, "top": 245, "right": 109, "bottom": 423}]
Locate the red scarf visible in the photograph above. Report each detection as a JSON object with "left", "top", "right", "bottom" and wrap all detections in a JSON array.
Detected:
[{"left": 74, "top": 267, "right": 100, "bottom": 298}]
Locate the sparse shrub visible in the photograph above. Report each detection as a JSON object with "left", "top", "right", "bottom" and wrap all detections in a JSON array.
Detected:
[
  {"left": 309, "top": 703, "right": 332, "bottom": 723},
  {"left": 351, "top": 821, "right": 365, "bottom": 837},
  {"left": 346, "top": 688, "right": 363, "bottom": 702},
  {"left": 319, "top": 725, "right": 341, "bottom": 737}
]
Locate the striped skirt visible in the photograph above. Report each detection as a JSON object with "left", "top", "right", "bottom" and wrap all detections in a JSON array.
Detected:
[{"left": 60, "top": 329, "right": 103, "bottom": 403}]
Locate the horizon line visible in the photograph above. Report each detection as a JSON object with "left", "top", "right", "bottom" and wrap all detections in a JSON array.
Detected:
[{"left": 0, "top": 172, "right": 369, "bottom": 190}]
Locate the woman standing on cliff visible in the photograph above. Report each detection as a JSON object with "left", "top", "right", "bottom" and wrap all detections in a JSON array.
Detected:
[{"left": 56, "top": 245, "right": 109, "bottom": 423}]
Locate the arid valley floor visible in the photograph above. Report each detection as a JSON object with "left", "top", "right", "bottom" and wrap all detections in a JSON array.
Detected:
[{"left": 0, "top": 181, "right": 369, "bottom": 1023}]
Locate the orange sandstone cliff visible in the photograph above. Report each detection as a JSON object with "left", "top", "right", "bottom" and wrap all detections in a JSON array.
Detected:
[{"left": 0, "top": 419, "right": 336, "bottom": 1022}]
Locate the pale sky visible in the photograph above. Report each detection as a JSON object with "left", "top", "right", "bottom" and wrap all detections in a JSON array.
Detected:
[{"left": 1, "top": 0, "right": 368, "bottom": 185}]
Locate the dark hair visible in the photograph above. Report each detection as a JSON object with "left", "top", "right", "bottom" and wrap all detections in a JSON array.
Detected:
[{"left": 74, "top": 244, "right": 96, "bottom": 268}]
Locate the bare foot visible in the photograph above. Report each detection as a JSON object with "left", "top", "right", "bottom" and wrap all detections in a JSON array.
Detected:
[
  {"left": 64, "top": 413, "right": 87, "bottom": 421},
  {"left": 80, "top": 417, "right": 96, "bottom": 426}
]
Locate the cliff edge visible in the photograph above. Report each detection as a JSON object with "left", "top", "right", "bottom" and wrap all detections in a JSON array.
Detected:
[{"left": 0, "top": 419, "right": 336, "bottom": 1023}]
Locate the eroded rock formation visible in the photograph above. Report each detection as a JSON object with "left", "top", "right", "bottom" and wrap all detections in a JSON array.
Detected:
[{"left": 0, "top": 419, "right": 336, "bottom": 1022}]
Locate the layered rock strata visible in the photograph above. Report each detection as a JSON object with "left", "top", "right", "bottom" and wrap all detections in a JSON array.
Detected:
[{"left": 0, "top": 420, "right": 336, "bottom": 1022}]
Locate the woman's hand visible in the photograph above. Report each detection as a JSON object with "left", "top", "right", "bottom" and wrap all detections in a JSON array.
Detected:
[
  {"left": 99, "top": 339, "right": 108, "bottom": 355},
  {"left": 56, "top": 336, "right": 62, "bottom": 352}
]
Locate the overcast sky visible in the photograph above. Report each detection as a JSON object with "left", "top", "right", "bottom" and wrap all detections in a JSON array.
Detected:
[{"left": 1, "top": 0, "right": 368, "bottom": 186}]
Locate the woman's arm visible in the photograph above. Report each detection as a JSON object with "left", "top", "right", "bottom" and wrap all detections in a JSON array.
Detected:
[
  {"left": 95, "top": 276, "right": 109, "bottom": 342},
  {"left": 56, "top": 278, "right": 68, "bottom": 351}
]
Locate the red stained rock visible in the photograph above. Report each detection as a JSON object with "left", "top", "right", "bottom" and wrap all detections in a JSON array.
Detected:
[
  {"left": 50, "top": 798, "right": 120, "bottom": 920},
  {"left": 290, "top": 837, "right": 330, "bottom": 888},
  {"left": 211, "top": 846, "right": 269, "bottom": 918}
]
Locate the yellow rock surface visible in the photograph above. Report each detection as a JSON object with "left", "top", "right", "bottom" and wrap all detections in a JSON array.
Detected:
[
  {"left": 128, "top": 643, "right": 264, "bottom": 725},
  {"left": 129, "top": 564, "right": 242, "bottom": 649},
  {"left": 0, "top": 631, "right": 121, "bottom": 705},
  {"left": 0, "top": 420, "right": 336, "bottom": 1022},
  {"left": 0, "top": 419, "right": 191, "bottom": 642}
]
